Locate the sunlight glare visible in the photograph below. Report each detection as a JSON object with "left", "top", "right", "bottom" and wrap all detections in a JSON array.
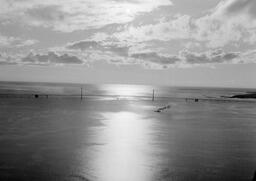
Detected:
[
  {"left": 103, "top": 84, "right": 150, "bottom": 97},
  {"left": 91, "top": 111, "right": 154, "bottom": 181}
]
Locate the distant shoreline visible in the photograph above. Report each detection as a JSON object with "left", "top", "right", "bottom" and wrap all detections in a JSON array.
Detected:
[{"left": 230, "top": 93, "right": 256, "bottom": 99}]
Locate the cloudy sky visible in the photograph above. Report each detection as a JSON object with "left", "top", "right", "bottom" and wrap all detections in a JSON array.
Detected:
[{"left": 0, "top": 0, "right": 256, "bottom": 88}]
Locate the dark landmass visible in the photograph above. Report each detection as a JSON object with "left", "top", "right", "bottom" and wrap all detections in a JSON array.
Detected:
[{"left": 230, "top": 93, "right": 256, "bottom": 99}]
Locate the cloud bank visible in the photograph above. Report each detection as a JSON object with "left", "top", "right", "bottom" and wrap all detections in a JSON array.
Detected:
[
  {"left": 22, "top": 52, "right": 84, "bottom": 65},
  {"left": 0, "top": 0, "right": 172, "bottom": 32},
  {"left": 1, "top": 0, "right": 256, "bottom": 69}
]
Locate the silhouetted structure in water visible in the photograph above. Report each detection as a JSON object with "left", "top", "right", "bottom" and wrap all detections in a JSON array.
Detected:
[
  {"left": 155, "top": 104, "right": 171, "bottom": 113},
  {"left": 80, "top": 87, "right": 83, "bottom": 100},
  {"left": 152, "top": 89, "right": 155, "bottom": 101},
  {"left": 34, "top": 94, "right": 49, "bottom": 98}
]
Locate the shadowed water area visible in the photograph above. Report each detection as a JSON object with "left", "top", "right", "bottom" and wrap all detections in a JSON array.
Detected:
[{"left": 0, "top": 82, "right": 256, "bottom": 181}]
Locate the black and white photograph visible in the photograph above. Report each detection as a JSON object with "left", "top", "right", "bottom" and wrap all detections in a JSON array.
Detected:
[{"left": 0, "top": 0, "right": 256, "bottom": 180}]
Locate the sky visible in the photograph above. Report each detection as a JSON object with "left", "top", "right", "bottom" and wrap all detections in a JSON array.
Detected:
[{"left": 0, "top": 0, "right": 256, "bottom": 88}]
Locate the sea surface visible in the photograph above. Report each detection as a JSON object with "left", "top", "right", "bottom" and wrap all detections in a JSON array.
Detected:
[
  {"left": 0, "top": 81, "right": 255, "bottom": 100},
  {"left": 0, "top": 81, "right": 256, "bottom": 181}
]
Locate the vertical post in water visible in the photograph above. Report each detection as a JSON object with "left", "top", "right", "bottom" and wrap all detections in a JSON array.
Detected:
[
  {"left": 152, "top": 89, "right": 155, "bottom": 101},
  {"left": 80, "top": 87, "right": 83, "bottom": 100}
]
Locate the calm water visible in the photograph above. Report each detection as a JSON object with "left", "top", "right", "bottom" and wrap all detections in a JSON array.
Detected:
[
  {"left": 0, "top": 81, "right": 255, "bottom": 99},
  {"left": 0, "top": 82, "right": 256, "bottom": 181}
]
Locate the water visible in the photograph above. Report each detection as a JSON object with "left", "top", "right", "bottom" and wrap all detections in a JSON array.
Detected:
[
  {"left": 0, "top": 81, "right": 255, "bottom": 100},
  {"left": 0, "top": 82, "right": 256, "bottom": 181}
]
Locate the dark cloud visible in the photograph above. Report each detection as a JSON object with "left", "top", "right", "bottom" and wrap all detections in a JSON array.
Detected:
[
  {"left": 131, "top": 52, "right": 180, "bottom": 65},
  {"left": 25, "top": 5, "right": 66, "bottom": 22},
  {"left": 22, "top": 52, "right": 84, "bottom": 65},
  {"left": 105, "top": 45, "right": 130, "bottom": 57},
  {"left": 67, "top": 40, "right": 130, "bottom": 57},
  {"left": 223, "top": 52, "right": 240, "bottom": 60},
  {"left": 181, "top": 51, "right": 208, "bottom": 64},
  {"left": 0, "top": 48, "right": 247, "bottom": 68},
  {"left": 67, "top": 39, "right": 241, "bottom": 67},
  {"left": 224, "top": 0, "right": 256, "bottom": 17},
  {"left": 130, "top": 49, "right": 240, "bottom": 68},
  {"left": 181, "top": 49, "right": 240, "bottom": 64},
  {"left": 67, "top": 41, "right": 101, "bottom": 50}
]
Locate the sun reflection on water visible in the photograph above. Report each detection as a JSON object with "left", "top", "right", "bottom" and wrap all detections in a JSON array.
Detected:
[
  {"left": 91, "top": 111, "right": 154, "bottom": 181},
  {"left": 101, "top": 84, "right": 152, "bottom": 98}
]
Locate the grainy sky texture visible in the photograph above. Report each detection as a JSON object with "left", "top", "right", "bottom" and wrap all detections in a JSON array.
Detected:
[{"left": 0, "top": 0, "right": 256, "bottom": 87}]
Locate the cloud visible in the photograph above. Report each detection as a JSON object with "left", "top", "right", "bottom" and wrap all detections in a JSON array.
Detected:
[
  {"left": 192, "top": 0, "right": 256, "bottom": 47},
  {"left": 0, "top": 53, "right": 18, "bottom": 65},
  {"left": 1, "top": 0, "right": 256, "bottom": 69},
  {"left": 109, "top": 0, "right": 256, "bottom": 49},
  {"left": 64, "top": 37, "right": 248, "bottom": 68},
  {"left": 25, "top": 5, "right": 64, "bottom": 21},
  {"left": 66, "top": 39, "right": 180, "bottom": 68},
  {"left": 22, "top": 52, "right": 84, "bottom": 65},
  {"left": 129, "top": 49, "right": 241, "bottom": 68},
  {"left": 0, "top": 0, "right": 172, "bottom": 32},
  {"left": 0, "top": 34, "right": 37, "bottom": 47},
  {"left": 131, "top": 52, "right": 180, "bottom": 67},
  {"left": 180, "top": 49, "right": 240, "bottom": 64},
  {"left": 67, "top": 40, "right": 130, "bottom": 57},
  {"left": 24, "top": 4, "right": 66, "bottom": 28},
  {"left": 113, "top": 15, "right": 192, "bottom": 42},
  {"left": 241, "top": 49, "right": 256, "bottom": 63},
  {"left": 0, "top": 46, "right": 254, "bottom": 68},
  {"left": 67, "top": 41, "right": 101, "bottom": 50},
  {"left": 220, "top": 0, "right": 256, "bottom": 18}
]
